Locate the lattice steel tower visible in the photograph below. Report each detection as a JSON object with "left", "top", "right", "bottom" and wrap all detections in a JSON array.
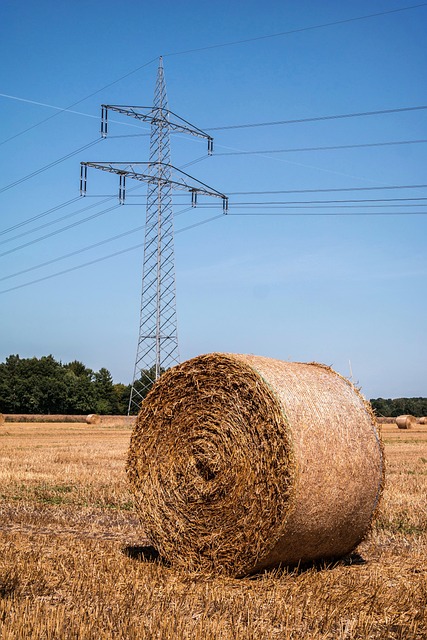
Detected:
[{"left": 80, "top": 58, "right": 228, "bottom": 414}]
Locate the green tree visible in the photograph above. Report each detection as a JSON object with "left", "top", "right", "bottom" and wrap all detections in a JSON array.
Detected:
[
  {"left": 93, "top": 367, "right": 116, "bottom": 414},
  {"left": 0, "top": 354, "right": 168, "bottom": 416},
  {"left": 0, "top": 354, "right": 67, "bottom": 413},
  {"left": 63, "top": 361, "right": 96, "bottom": 413},
  {"left": 113, "top": 382, "right": 132, "bottom": 415}
]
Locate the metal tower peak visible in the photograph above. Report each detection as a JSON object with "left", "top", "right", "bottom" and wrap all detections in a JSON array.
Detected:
[{"left": 79, "top": 59, "right": 227, "bottom": 414}]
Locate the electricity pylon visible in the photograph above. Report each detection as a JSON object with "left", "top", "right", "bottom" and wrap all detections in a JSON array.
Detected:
[{"left": 80, "top": 57, "right": 228, "bottom": 414}]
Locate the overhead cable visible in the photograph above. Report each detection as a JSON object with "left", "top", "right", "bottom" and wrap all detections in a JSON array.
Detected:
[
  {"left": 206, "top": 105, "right": 427, "bottom": 131},
  {"left": 0, "top": 207, "right": 193, "bottom": 283},
  {"left": 0, "top": 138, "right": 102, "bottom": 195},
  {"left": 216, "top": 139, "right": 427, "bottom": 156},
  {"left": 163, "top": 3, "right": 427, "bottom": 57},
  {"left": 225, "top": 184, "right": 427, "bottom": 195},
  {"left": 0, "top": 212, "right": 222, "bottom": 295},
  {"left": 228, "top": 210, "right": 427, "bottom": 216},
  {"left": 0, "top": 197, "right": 81, "bottom": 236},
  {"left": 0, "top": 203, "right": 120, "bottom": 259},
  {"left": 0, "top": 58, "right": 157, "bottom": 147},
  {"left": 0, "top": 196, "right": 121, "bottom": 247}
]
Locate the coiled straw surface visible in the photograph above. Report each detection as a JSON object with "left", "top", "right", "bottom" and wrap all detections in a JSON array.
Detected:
[{"left": 127, "top": 353, "right": 384, "bottom": 576}]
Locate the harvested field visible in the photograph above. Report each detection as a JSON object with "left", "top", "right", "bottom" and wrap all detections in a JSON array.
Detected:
[{"left": 0, "top": 421, "right": 426, "bottom": 639}]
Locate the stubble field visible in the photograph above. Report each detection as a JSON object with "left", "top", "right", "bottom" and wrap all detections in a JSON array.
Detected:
[{"left": 0, "top": 420, "right": 426, "bottom": 639}]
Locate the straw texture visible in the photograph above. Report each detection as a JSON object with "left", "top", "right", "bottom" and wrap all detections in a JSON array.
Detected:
[
  {"left": 127, "top": 353, "right": 384, "bottom": 576},
  {"left": 396, "top": 414, "right": 416, "bottom": 429}
]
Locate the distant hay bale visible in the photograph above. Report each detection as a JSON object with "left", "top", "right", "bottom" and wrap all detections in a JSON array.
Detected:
[
  {"left": 419, "top": 417, "right": 427, "bottom": 425},
  {"left": 0, "top": 413, "right": 4, "bottom": 425},
  {"left": 2, "top": 414, "right": 88, "bottom": 423},
  {"left": 127, "top": 353, "right": 384, "bottom": 576},
  {"left": 86, "top": 414, "right": 101, "bottom": 425},
  {"left": 396, "top": 414, "right": 416, "bottom": 429}
]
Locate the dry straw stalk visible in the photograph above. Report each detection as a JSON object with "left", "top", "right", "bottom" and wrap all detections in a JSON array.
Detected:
[
  {"left": 127, "top": 353, "right": 384, "bottom": 576},
  {"left": 396, "top": 414, "right": 417, "bottom": 429}
]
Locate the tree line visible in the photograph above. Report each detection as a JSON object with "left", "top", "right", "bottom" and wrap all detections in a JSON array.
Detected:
[
  {"left": 0, "top": 354, "right": 154, "bottom": 416},
  {"left": 370, "top": 397, "right": 427, "bottom": 418},
  {"left": 0, "top": 354, "right": 425, "bottom": 417}
]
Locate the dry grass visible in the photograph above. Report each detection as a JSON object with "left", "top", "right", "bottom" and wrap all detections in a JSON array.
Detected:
[{"left": 0, "top": 421, "right": 426, "bottom": 639}]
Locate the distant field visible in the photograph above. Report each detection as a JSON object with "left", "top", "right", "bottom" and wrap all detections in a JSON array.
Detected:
[{"left": 0, "top": 421, "right": 426, "bottom": 639}]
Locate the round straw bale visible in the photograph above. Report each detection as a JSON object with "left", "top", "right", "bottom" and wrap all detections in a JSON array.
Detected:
[
  {"left": 395, "top": 414, "right": 416, "bottom": 429},
  {"left": 419, "top": 417, "right": 427, "bottom": 425},
  {"left": 127, "top": 353, "right": 384, "bottom": 576},
  {"left": 86, "top": 413, "right": 101, "bottom": 425}
]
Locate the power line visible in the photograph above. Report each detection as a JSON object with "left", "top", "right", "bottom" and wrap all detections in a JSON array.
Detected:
[
  {"left": 163, "top": 3, "right": 427, "bottom": 57},
  {"left": 0, "top": 196, "right": 120, "bottom": 247},
  {"left": 198, "top": 197, "right": 427, "bottom": 205},
  {"left": 216, "top": 139, "right": 427, "bottom": 157},
  {"left": 1, "top": 205, "right": 425, "bottom": 295},
  {"left": 0, "top": 203, "right": 120, "bottom": 259},
  {"left": 205, "top": 105, "right": 427, "bottom": 132},
  {"left": 5, "top": 96, "right": 426, "bottom": 139},
  {"left": 0, "top": 212, "right": 222, "bottom": 295},
  {"left": 0, "top": 207, "right": 194, "bottom": 283},
  {"left": 0, "top": 197, "right": 81, "bottom": 236},
  {"left": 225, "top": 184, "right": 427, "bottom": 195},
  {"left": 228, "top": 210, "right": 427, "bottom": 217},
  {"left": 0, "top": 156, "right": 209, "bottom": 251},
  {"left": 2, "top": 3, "right": 425, "bottom": 150},
  {"left": 2, "top": 99, "right": 424, "bottom": 201},
  {"left": 0, "top": 58, "right": 158, "bottom": 147},
  {"left": 0, "top": 93, "right": 150, "bottom": 134},
  {"left": 225, "top": 204, "right": 427, "bottom": 209},
  {"left": 0, "top": 182, "right": 149, "bottom": 247},
  {"left": 125, "top": 200, "right": 427, "bottom": 209},
  {"left": 101, "top": 104, "right": 427, "bottom": 139},
  {"left": 0, "top": 138, "right": 102, "bottom": 195},
  {"left": 93, "top": 183, "right": 427, "bottom": 198}
]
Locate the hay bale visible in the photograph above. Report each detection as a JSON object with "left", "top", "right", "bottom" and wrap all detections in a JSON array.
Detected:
[
  {"left": 127, "top": 353, "right": 384, "bottom": 576},
  {"left": 0, "top": 413, "right": 4, "bottom": 425},
  {"left": 86, "top": 413, "right": 101, "bottom": 425},
  {"left": 396, "top": 414, "right": 416, "bottom": 429},
  {"left": 419, "top": 417, "right": 427, "bottom": 425}
]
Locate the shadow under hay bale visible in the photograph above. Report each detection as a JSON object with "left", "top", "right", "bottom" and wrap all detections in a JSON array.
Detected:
[
  {"left": 122, "top": 545, "right": 170, "bottom": 566},
  {"left": 127, "top": 353, "right": 384, "bottom": 577},
  {"left": 396, "top": 414, "right": 417, "bottom": 429},
  {"left": 248, "top": 552, "right": 367, "bottom": 579}
]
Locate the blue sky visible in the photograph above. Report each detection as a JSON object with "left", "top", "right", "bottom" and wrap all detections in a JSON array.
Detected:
[{"left": 0, "top": 0, "right": 426, "bottom": 399}]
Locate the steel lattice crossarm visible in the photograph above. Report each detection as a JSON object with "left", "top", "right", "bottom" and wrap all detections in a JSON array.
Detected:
[
  {"left": 101, "top": 104, "right": 214, "bottom": 154},
  {"left": 80, "top": 161, "right": 229, "bottom": 211}
]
